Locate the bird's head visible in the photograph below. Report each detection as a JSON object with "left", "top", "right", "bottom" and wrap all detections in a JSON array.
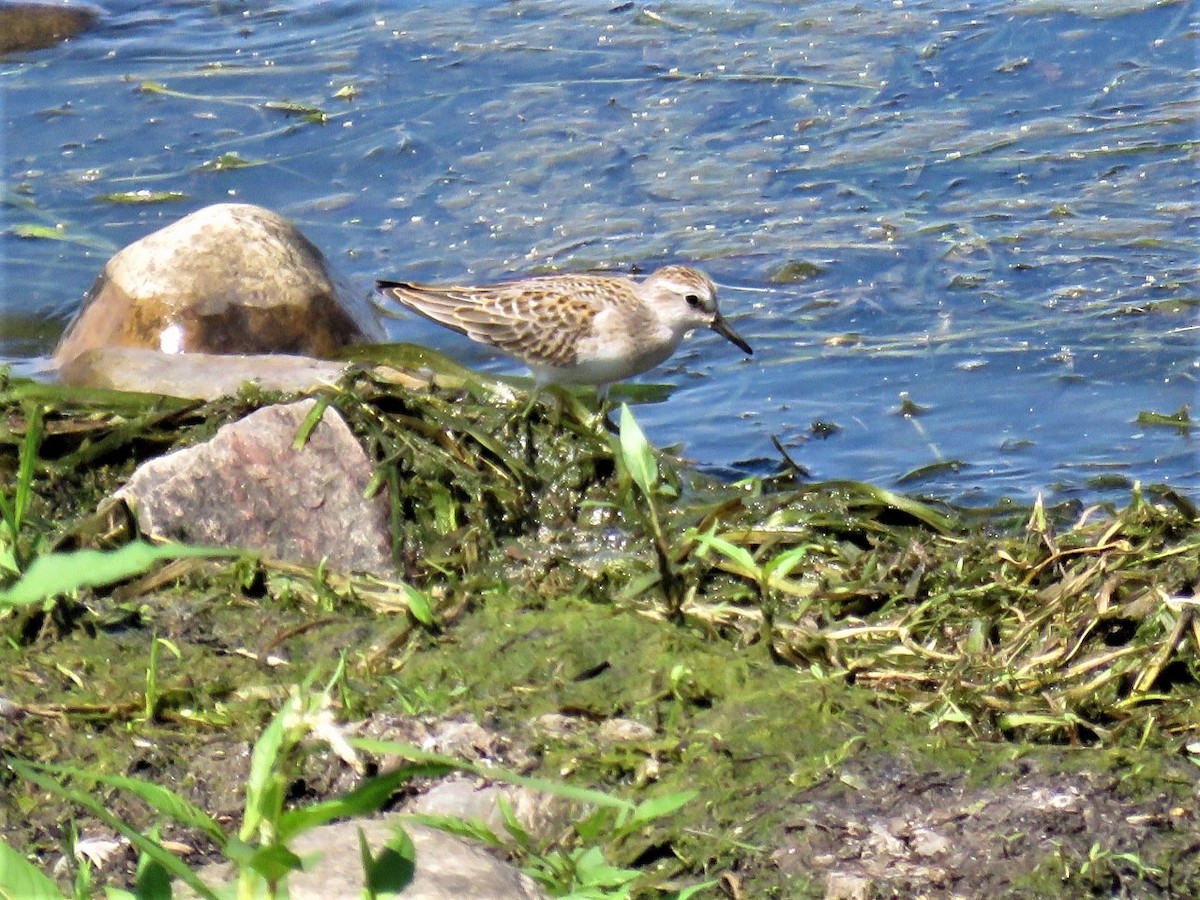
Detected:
[{"left": 642, "top": 265, "right": 753, "bottom": 355}]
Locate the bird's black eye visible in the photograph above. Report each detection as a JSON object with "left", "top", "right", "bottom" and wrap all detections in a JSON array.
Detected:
[{"left": 685, "top": 294, "right": 702, "bottom": 308}]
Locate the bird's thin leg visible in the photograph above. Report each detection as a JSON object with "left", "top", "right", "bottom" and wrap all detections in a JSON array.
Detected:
[
  {"left": 514, "top": 379, "right": 549, "bottom": 469},
  {"left": 596, "top": 385, "right": 619, "bottom": 433},
  {"left": 517, "top": 386, "right": 541, "bottom": 422}
]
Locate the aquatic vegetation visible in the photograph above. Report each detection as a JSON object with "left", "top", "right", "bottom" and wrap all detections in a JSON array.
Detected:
[{"left": 0, "top": 366, "right": 1196, "bottom": 897}]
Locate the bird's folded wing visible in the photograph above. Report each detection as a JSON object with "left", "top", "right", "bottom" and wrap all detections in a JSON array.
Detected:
[{"left": 376, "top": 281, "right": 603, "bottom": 369}]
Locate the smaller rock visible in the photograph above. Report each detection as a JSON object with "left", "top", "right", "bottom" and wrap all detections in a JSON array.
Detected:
[
  {"left": 531, "top": 713, "right": 654, "bottom": 746},
  {"left": 111, "top": 399, "right": 394, "bottom": 576},
  {"left": 352, "top": 713, "right": 567, "bottom": 842},
  {"left": 417, "top": 718, "right": 505, "bottom": 759},
  {"left": 353, "top": 714, "right": 538, "bottom": 773},
  {"left": 598, "top": 718, "right": 655, "bottom": 744},
  {"left": 823, "top": 872, "right": 872, "bottom": 900},
  {"left": 908, "top": 826, "right": 951, "bottom": 858},
  {"left": 530, "top": 713, "right": 587, "bottom": 742},
  {"left": 406, "top": 778, "right": 569, "bottom": 845}
]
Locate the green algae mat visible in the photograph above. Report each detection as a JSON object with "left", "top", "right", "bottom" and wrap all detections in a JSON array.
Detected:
[{"left": 2, "top": 362, "right": 1198, "bottom": 898}]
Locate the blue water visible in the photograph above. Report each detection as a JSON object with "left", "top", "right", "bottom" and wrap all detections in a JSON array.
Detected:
[{"left": 2, "top": 0, "right": 1196, "bottom": 505}]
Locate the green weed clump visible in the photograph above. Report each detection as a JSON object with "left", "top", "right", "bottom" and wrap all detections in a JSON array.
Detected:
[
  {"left": 1, "top": 364, "right": 1197, "bottom": 898},
  {"left": 605, "top": 400, "right": 1199, "bottom": 748}
]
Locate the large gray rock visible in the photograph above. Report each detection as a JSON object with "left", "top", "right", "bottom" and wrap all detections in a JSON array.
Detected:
[
  {"left": 112, "top": 399, "right": 394, "bottom": 576},
  {"left": 185, "top": 817, "right": 547, "bottom": 900},
  {"left": 54, "top": 203, "right": 383, "bottom": 372}
]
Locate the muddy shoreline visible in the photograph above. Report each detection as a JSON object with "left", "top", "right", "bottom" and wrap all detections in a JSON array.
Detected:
[{"left": 2, "top": 368, "right": 1197, "bottom": 898}]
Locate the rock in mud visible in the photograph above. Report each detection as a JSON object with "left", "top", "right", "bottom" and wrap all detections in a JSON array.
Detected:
[
  {"left": 405, "top": 778, "right": 568, "bottom": 846},
  {"left": 182, "top": 817, "right": 547, "bottom": 900},
  {"left": 111, "top": 399, "right": 395, "bottom": 577},
  {"left": 54, "top": 202, "right": 383, "bottom": 373}
]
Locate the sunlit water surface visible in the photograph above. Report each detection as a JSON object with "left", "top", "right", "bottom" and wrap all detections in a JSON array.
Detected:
[{"left": 3, "top": 0, "right": 1196, "bottom": 506}]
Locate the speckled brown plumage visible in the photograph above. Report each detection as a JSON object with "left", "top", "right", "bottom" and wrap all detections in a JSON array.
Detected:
[{"left": 375, "top": 265, "right": 751, "bottom": 388}]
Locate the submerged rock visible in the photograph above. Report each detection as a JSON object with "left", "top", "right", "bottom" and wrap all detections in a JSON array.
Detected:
[
  {"left": 0, "top": 2, "right": 99, "bottom": 54},
  {"left": 54, "top": 202, "right": 383, "bottom": 373},
  {"left": 58, "top": 347, "right": 353, "bottom": 401},
  {"left": 111, "top": 399, "right": 395, "bottom": 577}
]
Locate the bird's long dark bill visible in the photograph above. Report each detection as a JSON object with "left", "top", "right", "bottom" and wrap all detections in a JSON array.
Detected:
[{"left": 711, "top": 314, "right": 753, "bottom": 355}]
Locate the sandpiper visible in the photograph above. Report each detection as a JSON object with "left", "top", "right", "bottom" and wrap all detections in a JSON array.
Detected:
[{"left": 374, "top": 265, "right": 752, "bottom": 393}]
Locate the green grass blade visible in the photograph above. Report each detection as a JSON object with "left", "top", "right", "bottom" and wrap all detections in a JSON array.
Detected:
[
  {"left": 401, "top": 582, "right": 434, "bottom": 626},
  {"left": 0, "top": 542, "right": 242, "bottom": 608},
  {"left": 351, "top": 738, "right": 634, "bottom": 812},
  {"left": 5, "top": 759, "right": 220, "bottom": 900},
  {"left": 691, "top": 529, "right": 759, "bottom": 581},
  {"left": 618, "top": 404, "right": 658, "bottom": 497},
  {"left": 360, "top": 824, "right": 416, "bottom": 897},
  {"left": 674, "top": 879, "right": 722, "bottom": 899},
  {"left": 236, "top": 843, "right": 303, "bottom": 887},
  {"left": 12, "top": 404, "right": 43, "bottom": 534},
  {"left": 277, "top": 762, "right": 455, "bottom": 843},
  {"left": 0, "top": 491, "right": 18, "bottom": 570},
  {"left": 0, "top": 837, "right": 67, "bottom": 900},
  {"left": 27, "top": 761, "right": 225, "bottom": 845},
  {"left": 134, "top": 838, "right": 172, "bottom": 900},
  {"left": 825, "top": 480, "right": 956, "bottom": 534},
  {"left": 762, "top": 545, "right": 812, "bottom": 584},
  {"left": 404, "top": 813, "right": 504, "bottom": 847},
  {"left": 626, "top": 790, "right": 697, "bottom": 829},
  {"left": 0, "top": 404, "right": 44, "bottom": 573},
  {"left": 239, "top": 703, "right": 287, "bottom": 843}
]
